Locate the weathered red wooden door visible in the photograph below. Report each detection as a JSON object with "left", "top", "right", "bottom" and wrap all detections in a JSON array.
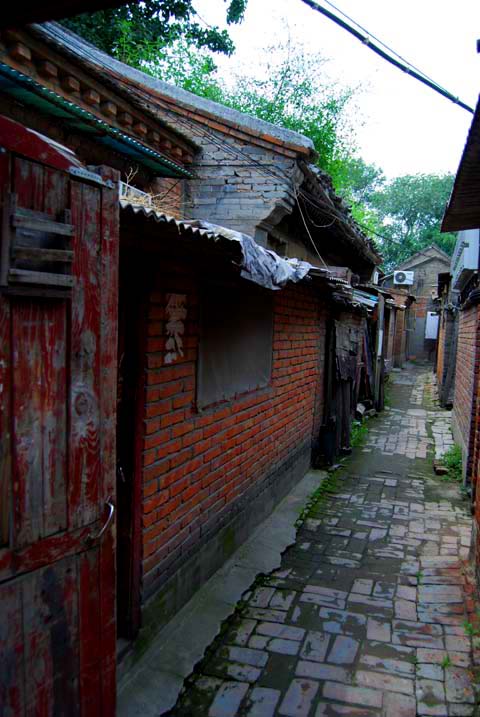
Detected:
[{"left": 0, "top": 117, "right": 118, "bottom": 716}]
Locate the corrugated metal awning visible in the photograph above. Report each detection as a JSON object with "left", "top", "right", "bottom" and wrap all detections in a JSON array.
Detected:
[{"left": 120, "top": 200, "right": 330, "bottom": 291}]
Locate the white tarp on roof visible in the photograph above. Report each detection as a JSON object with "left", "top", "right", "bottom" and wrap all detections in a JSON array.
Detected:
[{"left": 120, "top": 200, "right": 328, "bottom": 291}]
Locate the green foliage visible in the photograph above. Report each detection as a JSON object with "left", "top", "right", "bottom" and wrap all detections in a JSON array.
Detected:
[
  {"left": 62, "top": 8, "right": 454, "bottom": 265},
  {"left": 351, "top": 420, "right": 369, "bottom": 447},
  {"left": 144, "top": 41, "right": 225, "bottom": 101},
  {"left": 440, "top": 444, "right": 463, "bottom": 483},
  {"left": 463, "top": 620, "right": 480, "bottom": 637},
  {"left": 61, "top": 0, "right": 248, "bottom": 64},
  {"left": 140, "top": 39, "right": 359, "bottom": 184},
  {"left": 369, "top": 173, "right": 456, "bottom": 270},
  {"left": 383, "top": 378, "right": 392, "bottom": 408},
  {"left": 223, "top": 46, "right": 357, "bottom": 184}
]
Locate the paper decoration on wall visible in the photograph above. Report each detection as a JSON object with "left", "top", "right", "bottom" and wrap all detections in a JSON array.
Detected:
[{"left": 165, "top": 293, "right": 187, "bottom": 364}]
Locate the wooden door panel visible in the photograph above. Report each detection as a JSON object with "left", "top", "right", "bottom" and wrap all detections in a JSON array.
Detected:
[
  {"left": 43, "top": 168, "right": 69, "bottom": 220},
  {"left": 69, "top": 182, "right": 102, "bottom": 530},
  {"left": 23, "top": 558, "right": 80, "bottom": 717},
  {"left": 13, "top": 158, "right": 44, "bottom": 212},
  {"left": 12, "top": 299, "right": 68, "bottom": 547},
  {"left": 0, "top": 580, "right": 24, "bottom": 715},
  {"left": 78, "top": 548, "right": 102, "bottom": 716},
  {"left": 0, "top": 295, "right": 11, "bottom": 548},
  {"left": 0, "top": 139, "right": 118, "bottom": 716}
]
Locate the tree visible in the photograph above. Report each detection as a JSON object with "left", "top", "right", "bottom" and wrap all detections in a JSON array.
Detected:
[
  {"left": 61, "top": 1, "right": 248, "bottom": 64},
  {"left": 370, "top": 173, "right": 456, "bottom": 270}
]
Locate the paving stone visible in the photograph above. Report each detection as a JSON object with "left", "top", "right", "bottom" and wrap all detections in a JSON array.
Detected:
[
  {"left": 418, "top": 663, "right": 444, "bottom": 680},
  {"left": 315, "top": 703, "right": 379, "bottom": 716},
  {"left": 168, "top": 368, "right": 477, "bottom": 717},
  {"left": 322, "top": 682, "right": 383, "bottom": 708},
  {"left": 222, "top": 663, "right": 262, "bottom": 684},
  {"left": 208, "top": 681, "right": 249, "bottom": 716},
  {"left": 416, "top": 649, "right": 470, "bottom": 668},
  {"left": 447, "top": 705, "right": 475, "bottom": 716},
  {"left": 296, "top": 659, "right": 350, "bottom": 683},
  {"left": 300, "top": 631, "right": 330, "bottom": 662},
  {"left": 244, "top": 608, "right": 286, "bottom": 623},
  {"left": 359, "top": 651, "right": 414, "bottom": 677},
  {"left": 355, "top": 669, "right": 414, "bottom": 695},
  {"left": 249, "top": 587, "right": 276, "bottom": 608},
  {"left": 228, "top": 620, "right": 257, "bottom": 646},
  {"left": 373, "top": 582, "right": 395, "bottom": 599},
  {"left": 223, "top": 646, "right": 268, "bottom": 668},
  {"left": 268, "top": 639, "right": 300, "bottom": 656},
  {"left": 279, "top": 678, "right": 319, "bottom": 716},
  {"left": 319, "top": 608, "right": 367, "bottom": 635},
  {"left": 256, "top": 622, "right": 305, "bottom": 641},
  {"left": 445, "top": 635, "right": 471, "bottom": 653},
  {"left": 304, "top": 586, "right": 348, "bottom": 599},
  {"left": 396, "top": 585, "right": 416, "bottom": 602},
  {"left": 347, "top": 594, "right": 393, "bottom": 611},
  {"left": 418, "top": 586, "right": 463, "bottom": 604},
  {"left": 365, "top": 617, "right": 391, "bottom": 643},
  {"left": 244, "top": 687, "right": 280, "bottom": 716},
  {"left": 352, "top": 579, "right": 374, "bottom": 595},
  {"left": 395, "top": 599, "right": 417, "bottom": 620},
  {"left": 416, "top": 679, "right": 447, "bottom": 716},
  {"left": 383, "top": 692, "right": 416, "bottom": 716},
  {"left": 392, "top": 620, "right": 444, "bottom": 649},
  {"left": 270, "top": 590, "right": 297, "bottom": 611},
  {"left": 444, "top": 667, "right": 475, "bottom": 703},
  {"left": 248, "top": 635, "right": 269, "bottom": 650},
  {"left": 300, "top": 592, "right": 346, "bottom": 610},
  {"left": 328, "top": 635, "right": 359, "bottom": 664}
]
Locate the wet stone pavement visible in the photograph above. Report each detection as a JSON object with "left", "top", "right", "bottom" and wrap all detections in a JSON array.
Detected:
[{"left": 169, "top": 367, "right": 478, "bottom": 717}]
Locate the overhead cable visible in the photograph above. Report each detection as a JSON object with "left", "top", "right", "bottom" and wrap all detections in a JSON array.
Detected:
[{"left": 299, "top": 0, "right": 475, "bottom": 114}]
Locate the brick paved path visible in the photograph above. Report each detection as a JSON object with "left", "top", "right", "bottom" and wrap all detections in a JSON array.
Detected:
[{"left": 171, "top": 367, "right": 477, "bottom": 716}]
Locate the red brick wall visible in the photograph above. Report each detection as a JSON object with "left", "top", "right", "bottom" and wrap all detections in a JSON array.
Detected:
[
  {"left": 139, "top": 261, "right": 326, "bottom": 602},
  {"left": 452, "top": 305, "right": 480, "bottom": 478},
  {"left": 393, "top": 310, "right": 405, "bottom": 367},
  {"left": 384, "top": 309, "right": 396, "bottom": 371}
]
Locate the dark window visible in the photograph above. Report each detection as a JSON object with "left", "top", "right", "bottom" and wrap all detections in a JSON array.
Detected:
[{"left": 197, "top": 281, "right": 273, "bottom": 408}]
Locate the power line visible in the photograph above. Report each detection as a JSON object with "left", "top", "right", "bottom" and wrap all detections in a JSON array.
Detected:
[
  {"left": 63, "top": 36, "right": 383, "bottom": 258},
  {"left": 299, "top": 0, "right": 475, "bottom": 114},
  {"left": 321, "top": 0, "right": 453, "bottom": 92}
]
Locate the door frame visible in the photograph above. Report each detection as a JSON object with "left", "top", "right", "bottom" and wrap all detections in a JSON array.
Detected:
[{"left": 116, "top": 246, "right": 148, "bottom": 641}]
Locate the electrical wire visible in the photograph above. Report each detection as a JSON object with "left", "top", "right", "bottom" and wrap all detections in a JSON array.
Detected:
[
  {"left": 299, "top": 187, "right": 394, "bottom": 244},
  {"left": 299, "top": 0, "right": 474, "bottom": 114},
  {"left": 149, "top": 104, "right": 385, "bottom": 256},
  {"left": 321, "top": 0, "right": 455, "bottom": 92},
  {"left": 294, "top": 186, "right": 330, "bottom": 267},
  {"left": 62, "top": 34, "right": 381, "bottom": 256},
  {"left": 299, "top": 192, "right": 337, "bottom": 229}
]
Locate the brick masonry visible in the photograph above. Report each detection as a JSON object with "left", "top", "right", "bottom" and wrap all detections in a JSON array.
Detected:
[
  {"left": 393, "top": 310, "right": 406, "bottom": 368},
  {"left": 451, "top": 304, "right": 480, "bottom": 480},
  {"left": 139, "top": 259, "right": 327, "bottom": 613}
]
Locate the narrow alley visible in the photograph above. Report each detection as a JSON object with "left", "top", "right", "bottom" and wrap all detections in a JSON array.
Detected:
[{"left": 170, "top": 366, "right": 476, "bottom": 717}]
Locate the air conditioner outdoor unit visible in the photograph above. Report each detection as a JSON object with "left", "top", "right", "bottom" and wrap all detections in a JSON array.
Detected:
[
  {"left": 451, "top": 229, "right": 480, "bottom": 291},
  {"left": 394, "top": 270, "right": 414, "bottom": 286}
]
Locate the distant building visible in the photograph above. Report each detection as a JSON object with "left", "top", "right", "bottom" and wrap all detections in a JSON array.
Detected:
[{"left": 382, "top": 245, "right": 450, "bottom": 362}]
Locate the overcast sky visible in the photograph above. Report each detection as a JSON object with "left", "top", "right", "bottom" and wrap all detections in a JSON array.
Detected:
[{"left": 194, "top": 0, "right": 480, "bottom": 178}]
